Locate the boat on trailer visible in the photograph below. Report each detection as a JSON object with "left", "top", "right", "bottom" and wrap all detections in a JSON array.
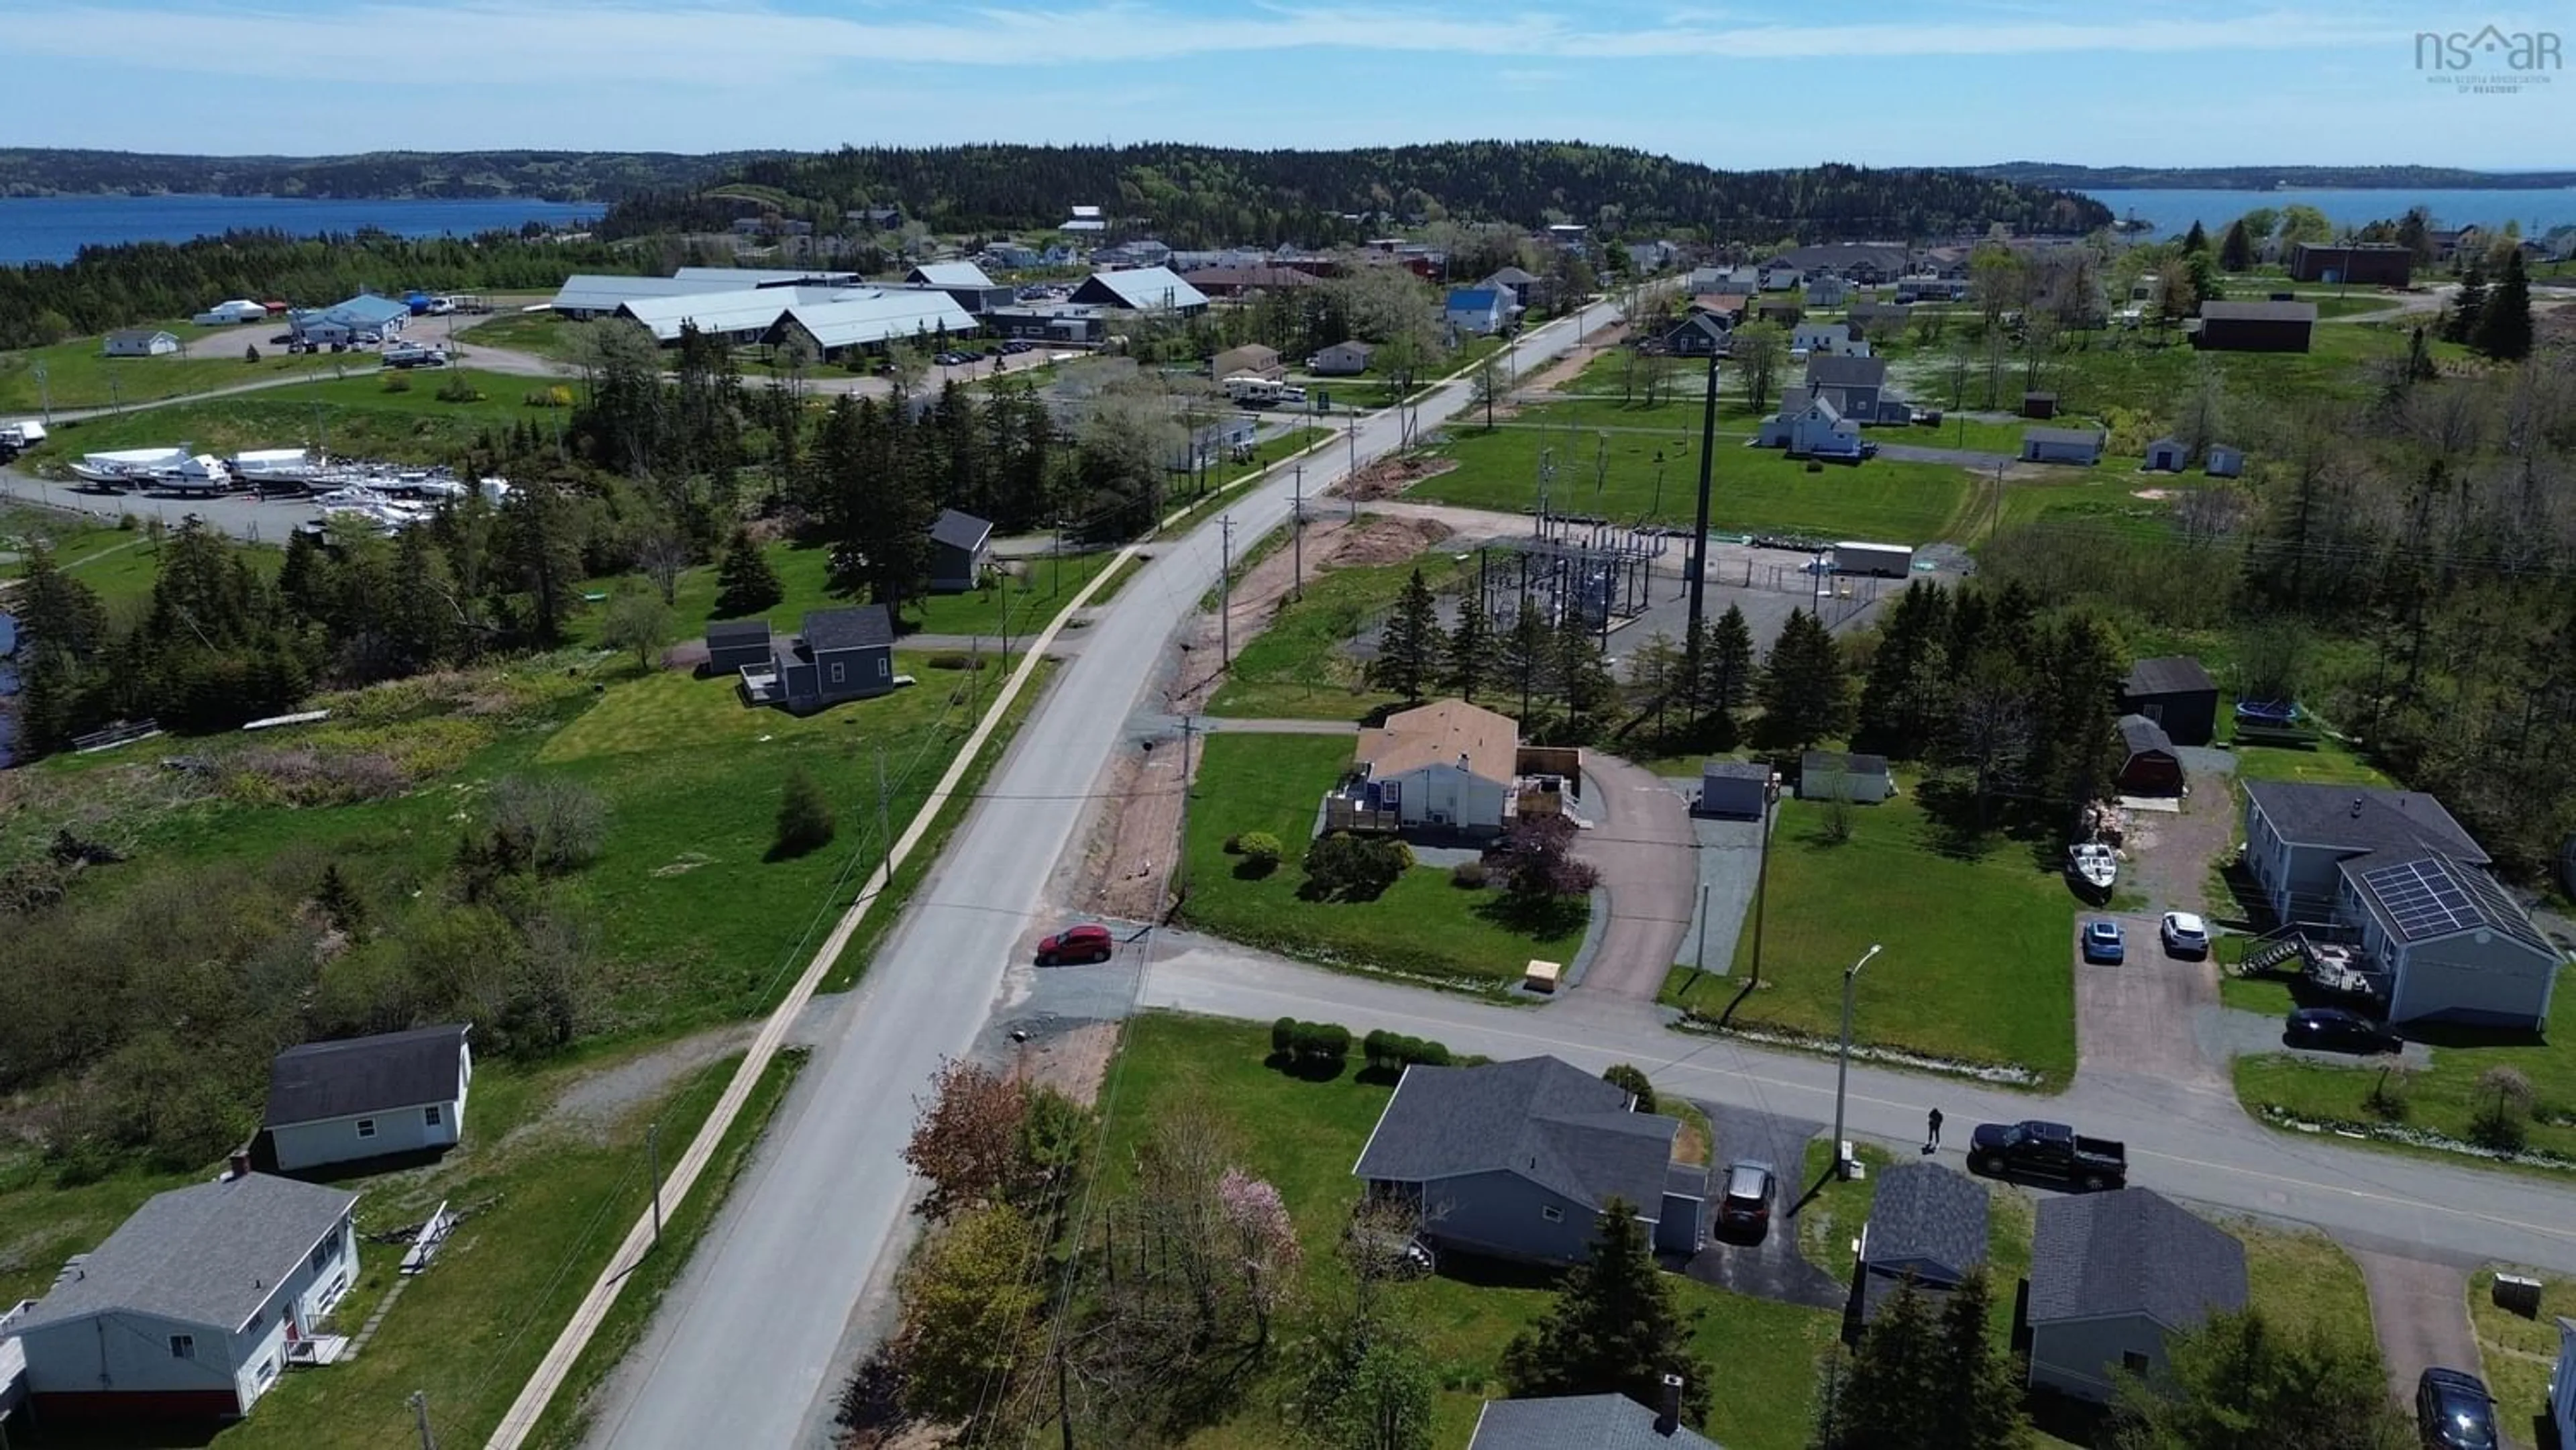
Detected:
[
  {"left": 70, "top": 446, "right": 186, "bottom": 486},
  {"left": 2068, "top": 841, "right": 2118, "bottom": 894}
]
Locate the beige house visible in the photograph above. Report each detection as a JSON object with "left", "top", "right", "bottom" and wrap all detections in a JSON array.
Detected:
[
  {"left": 1328, "top": 699, "right": 1523, "bottom": 836},
  {"left": 1212, "top": 342, "right": 1285, "bottom": 381}
]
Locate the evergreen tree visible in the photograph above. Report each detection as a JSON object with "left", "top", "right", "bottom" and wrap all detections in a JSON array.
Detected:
[
  {"left": 2218, "top": 219, "right": 2253, "bottom": 272},
  {"left": 1501, "top": 1201, "right": 1711, "bottom": 1425},
  {"left": 2471, "top": 248, "right": 2533, "bottom": 360},
  {"left": 1552, "top": 617, "right": 1618, "bottom": 726},
  {"left": 315, "top": 862, "right": 368, "bottom": 939},
  {"left": 1701, "top": 604, "right": 1757, "bottom": 715},
  {"left": 1754, "top": 609, "right": 1848, "bottom": 752},
  {"left": 1854, "top": 580, "right": 1953, "bottom": 759},
  {"left": 1370, "top": 568, "right": 1441, "bottom": 704},
  {"left": 11, "top": 541, "right": 112, "bottom": 754},
  {"left": 276, "top": 527, "right": 333, "bottom": 623},
  {"left": 2181, "top": 219, "right": 2209, "bottom": 254},
  {"left": 714, "top": 527, "right": 786, "bottom": 617},
  {"left": 1441, "top": 601, "right": 1495, "bottom": 703},
  {"left": 2443, "top": 258, "right": 2487, "bottom": 344},
  {"left": 386, "top": 527, "right": 463, "bottom": 674},
  {"left": 495, "top": 480, "right": 584, "bottom": 644},
  {"left": 1935, "top": 1275, "right": 2026, "bottom": 1449},
  {"left": 2105, "top": 1308, "right": 2411, "bottom": 1450},
  {"left": 1821, "top": 1278, "right": 1943, "bottom": 1448},
  {"left": 1500, "top": 599, "right": 1550, "bottom": 719}
]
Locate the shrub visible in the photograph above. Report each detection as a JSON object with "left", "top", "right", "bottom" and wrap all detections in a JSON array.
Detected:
[
  {"left": 435, "top": 375, "right": 484, "bottom": 403},
  {"left": 1277, "top": 1019, "right": 1350, "bottom": 1064},
  {"left": 381, "top": 372, "right": 412, "bottom": 394},
  {"left": 1450, "top": 860, "right": 1489, "bottom": 889},
  {"left": 244, "top": 344, "right": 261, "bottom": 362},
  {"left": 1238, "top": 831, "right": 1283, "bottom": 869},
  {"left": 2363, "top": 1069, "right": 2409, "bottom": 1121},
  {"left": 772, "top": 768, "right": 837, "bottom": 860},
  {"left": 1603, "top": 1063, "right": 1658, "bottom": 1114},
  {"left": 925, "top": 653, "right": 985, "bottom": 672},
  {"left": 1275, "top": 1017, "right": 1300, "bottom": 1057},
  {"left": 1224, "top": 832, "right": 1244, "bottom": 855}
]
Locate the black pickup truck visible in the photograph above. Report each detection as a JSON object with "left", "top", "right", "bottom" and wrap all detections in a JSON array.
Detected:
[{"left": 1966, "top": 1119, "right": 2127, "bottom": 1191}]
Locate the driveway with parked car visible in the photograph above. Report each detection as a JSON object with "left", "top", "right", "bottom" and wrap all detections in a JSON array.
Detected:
[{"left": 1681, "top": 1103, "right": 1843, "bottom": 1310}]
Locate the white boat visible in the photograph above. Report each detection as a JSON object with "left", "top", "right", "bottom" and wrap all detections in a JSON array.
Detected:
[
  {"left": 149, "top": 455, "right": 233, "bottom": 494},
  {"left": 2068, "top": 841, "right": 2118, "bottom": 894},
  {"left": 231, "top": 447, "right": 319, "bottom": 484},
  {"left": 70, "top": 446, "right": 188, "bottom": 485}
]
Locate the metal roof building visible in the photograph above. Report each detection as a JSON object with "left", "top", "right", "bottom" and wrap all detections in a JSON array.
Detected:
[
  {"left": 1067, "top": 266, "right": 1209, "bottom": 313},
  {"left": 780, "top": 289, "right": 977, "bottom": 354},
  {"left": 616, "top": 290, "right": 808, "bottom": 344},
  {"left": 550, "top": 273, "right": 746, "bottom": 317},
  {"left": 671, "top": 266, "right": 861, "bottom": 288}
]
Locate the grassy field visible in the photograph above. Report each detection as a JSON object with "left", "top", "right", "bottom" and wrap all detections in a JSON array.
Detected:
[
  {"left": 2467, "top": 1266, "right": 2571, "bottom": 1441},
  {"left": 0, "top": 322, "right": 341, "bottom": 411},
  {"left": 2224, "top": 734, "right": 2400, "bottom": 787},
  {"left": 1205, "top": 548, "right": 1460, "bottom": 721},
  {"left": 0, "top": 501, "right": 264, "bottom": 606},
  {"left": 1177, "top": 733, "right": 1587, "bottom": 990},
  {"left": 1405, "top": 423, "right": 1982, "bottom": 542},
  {"left": 905, "top": 546, "right": 1124, "bottom": 637},
  {"left": 1664, "top": 786, "right": 2080, "bottom": 1084},
  {"left": 19, "top": 368, "right": 544, "bottom": 472},
  {"left": 572, "top": 539, "right": 838, "bottom": 649},
  {"left": 2232, "top": 964, "right": 2576, "bottom": 1170},
  {"left": 455, "top": 308, "right": 586, "bottom": 364},
  {"left": 1093, "top": 1013, "right": 1838, "bottom": 1450}
]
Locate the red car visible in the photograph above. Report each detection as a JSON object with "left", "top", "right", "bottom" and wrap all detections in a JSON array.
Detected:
[{"left": 1036, "top": 923, "right": 1115, "bottom": 966}]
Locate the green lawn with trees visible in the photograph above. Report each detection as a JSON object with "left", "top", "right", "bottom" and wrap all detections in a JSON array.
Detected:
[
  {"left": 0, "top": 321, "right": 369, "bottom": 410},
  {"left": 1178, "top": 733, "right": 1588, "bottom": 990},
  {"left": 17, "top": 366, "right": 543, "bottom": 471},
  {"left": 1205, "top": 548, "right": 1465, "bottom": 720}
]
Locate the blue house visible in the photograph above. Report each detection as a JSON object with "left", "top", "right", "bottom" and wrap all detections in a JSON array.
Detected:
[
  {"left": 1445, "top": 287, "right": 1510, "bottom": 336},
  {"left": 741, "top": 605, "right": 898, "bottom": 713},
  {"left": 292, "top": 293, "right": 413, "bottom": 344}
]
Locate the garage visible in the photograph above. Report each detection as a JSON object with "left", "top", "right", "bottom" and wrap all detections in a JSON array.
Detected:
[
  {"left": 2115, "top": 714, "right": 2183, "bottom": 795},
  {"left": 1698, "top": 760, "right": 1772, "bottom": 819}
]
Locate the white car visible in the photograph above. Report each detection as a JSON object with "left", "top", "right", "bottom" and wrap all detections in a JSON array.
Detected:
[{"left": 2160, "top": 911, "right": 2210, "bottom": 956}]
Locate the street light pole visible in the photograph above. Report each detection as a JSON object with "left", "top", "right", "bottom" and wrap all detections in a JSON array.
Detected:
[{"left": 1831, "top": 943, "right": 1884, "bottom": 1180}]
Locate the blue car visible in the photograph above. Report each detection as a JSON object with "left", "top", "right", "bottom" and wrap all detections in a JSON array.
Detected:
[{"left": 2081, "top": 920, "right": 2125, "bottom": 964}]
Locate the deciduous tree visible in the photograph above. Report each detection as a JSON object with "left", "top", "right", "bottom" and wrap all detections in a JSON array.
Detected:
[
  {"left": 598, "top": 584, "right": 673, "bottom": 670},
  {"left": 892, "top": 1202, "right": 1047, "bottom": 1427}
]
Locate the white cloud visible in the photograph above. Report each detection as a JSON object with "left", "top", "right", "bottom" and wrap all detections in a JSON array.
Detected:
[{"left": 1, "top": 1, "right": 2406, "bottom": 85}]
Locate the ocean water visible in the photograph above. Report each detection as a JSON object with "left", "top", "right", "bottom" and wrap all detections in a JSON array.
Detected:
[
  {"left": 2086, "top": 187, "right": 2576, "bottom": 239},
  {"left": 0, "top": 194, "right": 607, "bottom": 266}
]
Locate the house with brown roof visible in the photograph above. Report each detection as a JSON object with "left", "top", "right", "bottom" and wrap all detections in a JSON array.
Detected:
[
  {"left": 1328, "top": 698, "right": 1524, "bottom": 835},
  {"left": 1180, "top": 266, "right": 1322, "bottom": 299},
  {"left": 1212, "top": 343, "right": 1285, "bottom": 382}
]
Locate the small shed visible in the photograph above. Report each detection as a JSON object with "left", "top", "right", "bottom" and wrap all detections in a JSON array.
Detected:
[
  {"left": 2021, "top": 391, "right": 2057, "bottom": 420},
  {"left": 928, "top": 508, "right": 994, "bottom": 594},
  {"left": 705, "top": 619, "right": 775, "bottom": 676},
  {"left": 1799, "top": 749, "right": 1892, "bottom": 805},
  {"left": 2021, "top": 427, "right": 2104, "bottom": 466},
  {"left": 1699, "top": 760, "right": 1772, "bottom": 819},
  {"left": 2119, "top": 656, "right": 2218, "bottom": 746},
  {"left": 1855, "top": 1162, "right": 1989, "bottom": 1333},
  {"left": 2115, "top": 714, "right": 2183, "bottom": 795},
  {"left": 103, "top": 329, "right": 181, "bottom": 358},
  {"left": 2143, "top": 437, "right": 2188, "bottom": 473},
  {"left": 2204, "top": 444, "right": 2245, "bottom": 478}
]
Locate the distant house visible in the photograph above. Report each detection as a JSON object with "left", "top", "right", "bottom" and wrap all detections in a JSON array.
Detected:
[
  {"left": 1697, "top": 760, "right": 1772, "bottom": 819},
  {"left": 1445, "top": 287, "right": 1511, "bottom": 336},
  {"left": 1664, "top": 313, "right": 1732, "bottom": 358},
  {"left": 2204, "top": 444, "right": 2245, "bottom": 478},
  {"left": 2193, "top": 299, "right": 2316, "bottom": 354},
  {"left": 741, "top": 606, "right": 900, "bottom": 713},
  {"left": 1846, "top": 300, "right": 1913, "bottom": 335},
  {"left": 904, "top": 261, "right": 1014, "bottom": 315},
  {"left": 2289, "top": 242, "right": 2413, "bottom": 287},
  {"left": 1306, "top": 340, "right": 1375, "bottom": 376},
  {"left": 1179, "top": 266, "right": 1320, "bottom": 299},
  {"left": 1854, "top": 1162, "right": 1988, "bottom": 1331},
  {"left": 2023, "top": 1189, "right": 2246, "bottom": 1403},
  {"left": 292, "top": 293, "right": 412, "bottom": 345},
  {"left": 2120, "top": 656, "right": 2218, "bottom": 746},
  {"left": 704, "top": 618, "right": 776, "bottom": 676},
  {"left": 1754, "top": 389, "right": 1864, "bottom": 459},
  {"left": 9, "top": 1174, "right": 360, "bottom": 1422},
  {"left": 1805, "top": 275, "right": 1850, "bottom": 307},
  {"left": 1799, "top": 749, "right": 1892, "bottom": 804},
  {"left": 928, "top": 509, "right": 994, "bottom": 594},
  {"left": 261, "top": 1024, "right": 472, "bottom": 1173},
  {"left": 1061, "top": 204, "right": 1107, "bottom": 234},
  {"left": 845, "top": 205, "right": 902, "bottom": 230},
  {"left": 1353, "top": 1055, "right": 1711, "bottom": 1265},
  {"left": 1468, "top": 1381, "right": 1721, "bottom": 1449},
  {"left": 1212, "top": 342, "right": 1284, "bottom": 382},
  {"left": 1792, "top": 321, "right": 1863, "bottom": 357},
  {"left": 2241, "top": 782, "right": 2563, "bottom": 1029},
  {"left": 1689, "top": 264, "right": 1762, "bottom": 292},
  {"left": 1172, "top": 414, "right": 1257, "bottom": 474},
  {"left": 2143, "top": 436, "right": 2188, "bottom": 472},
  {"left": 1482, "top": 265, "right": 1555, "bottom": 312},
  {"left": 1760, "top": 266, "right": 1802, "bottom": 292},
  {"left": 1067, "top": 266, "right": 1208, "bottom": 315},
  {"left": 2021, "top": 427, "right": 2105, "bottom": 466},
  {"left": 1805, "top": 355, "right": 1897, "bottom": 421},
  {"left": 1332, "top": 698, "right": 1521, "bottom": 836},
  {"left": 1688, "top": 293, "right": 1750, "bottom": 324},
  {"left": 1756, "top": 300, "right": 1805, "bottom": 326},
  {"left": 2116, "top": 715, "right": 2184, "bottom": 796},
  {"left": 980, "top": 242, "right": 1042, "bottom": 270},
  {"left": 103, "top": 329, "right": 180, "bottom": 358}
]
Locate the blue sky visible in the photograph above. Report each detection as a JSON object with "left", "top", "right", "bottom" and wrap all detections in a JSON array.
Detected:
[{"left": 1, "top": 0, "right": 2568, "bottom": 164}]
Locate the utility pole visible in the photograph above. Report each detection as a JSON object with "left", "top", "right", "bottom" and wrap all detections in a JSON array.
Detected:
[
  {"left": 410, "top": 1390, "right": 437, "bottom": 1450},
  {"left": 1175, "top": 715, "right": 1198, "bottom": 905},
  {"left": 1682, "top": 350, "right": 1719, "bottom": 686},
  {"left": 647, "top": 1121, "right": 663, "bottom": 1249},
  {"left": 1291, "top": 463, "right": 1304, "bottom": 601},
  {"left": 1831, "top": 944, "right": 1885, "bottom": 1181},
  {"left": 1693, "top": 882, "right": 1711, "bottom": 975},
  {"left": 875, "top": 745, "right": 892, "bottom": 896},
  {"left": 1218, "top": 514, "right": 1234, "bottom": 667},
  {"left": 1750, "top": 776, "right": 1779, "bottom": 988}
]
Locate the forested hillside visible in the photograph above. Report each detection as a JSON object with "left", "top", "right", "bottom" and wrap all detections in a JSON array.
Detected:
[
  {"left": 1971, "top": 161, "right": 2576, "bottom": 191},
  {"left": 0, "top": 147, "right": 770, "bottom": 200},
  {"left": 604, "top": 143, "right": 2111, "bottom": 246}
]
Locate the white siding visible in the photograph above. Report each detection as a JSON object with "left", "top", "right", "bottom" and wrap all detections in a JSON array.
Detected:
[
  {"left": 2386, "top": 934, "right": 2560, "bottom": 1027},
  {"left": 1384, "top": 763, "right": 1509, "bottom": 833},
  {"left": 272, "top": 1043, "right": 470, "bottom": 1172}
]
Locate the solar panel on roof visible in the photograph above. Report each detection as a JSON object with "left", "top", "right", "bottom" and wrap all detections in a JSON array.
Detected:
[{"left": 2359, "top": 858, "right": 2486, "bottom": 941}]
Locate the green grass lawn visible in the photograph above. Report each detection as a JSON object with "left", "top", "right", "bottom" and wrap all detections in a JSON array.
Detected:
[
  {"left": 2467, "top": 1266, "right": 2571, "bottom": 1440},
  {"left": 19, "top": 368, "right": 542, "bottom": 472},
  {"left": 1095, "top": 1013, "right": 1837, "bottom": 1450},
  {"left": 1205, "top": 547, "right": 1461, "bottom": 721},
  {"left": 0, "top": 323, "right": 345, "bottom": 411},
  {"left": 1177, "top": 733, "right": 1587, "bottom": 990},
  {"left": 2235, "top": 1219, "right": 2379, "bottom": 1355},
  {"left": 1664, "top": 786, "right": 2080, "bottom": 1084},
  {"left": 572, "top": 539, "right": 839, "bottom": 648},
  {"left": 2224, "top": 735, "right": 2399, "bottom": 787},
  {"left": 0, "top": 502, "right": 261, "bottom": 607},
  {"left": 904, "top": 546, "right": 1122, "bottom": 637},
  {"left": 1405, "top": 424, "right": 1981, "bottom": 542},
  {"left": 455, "top": 308, "right": 584, "bottom": 364},
  {"left": 2232, "top": 964, "right": 2576, "bottom": 1170}
]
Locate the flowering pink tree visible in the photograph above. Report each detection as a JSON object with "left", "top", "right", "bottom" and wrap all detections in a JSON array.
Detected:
[{"left": 1218, "top": 1166, "right": 1301, "bottom": 1345}]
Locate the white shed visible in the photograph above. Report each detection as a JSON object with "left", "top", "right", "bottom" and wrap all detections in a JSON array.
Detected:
[
  {"left": 103, "top": 329, "right": 180, "bottom": 358},
  {"left": 262, "top": 1023, "right": 472, "bottom": 1172}
]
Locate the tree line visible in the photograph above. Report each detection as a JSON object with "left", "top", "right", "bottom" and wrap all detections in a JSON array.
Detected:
[
  {"left": 0, "top": 146, "right": 759, "bottom": 201},
  {"left": 603, "top": 144, "right": 2110, "bottom": 250}
]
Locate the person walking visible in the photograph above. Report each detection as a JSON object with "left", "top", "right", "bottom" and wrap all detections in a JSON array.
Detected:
[{"left": 1924, "top": 1107, "right": 1944, "bottom": 1154}]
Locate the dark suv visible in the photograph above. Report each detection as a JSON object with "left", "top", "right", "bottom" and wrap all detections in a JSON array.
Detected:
[{"left": 2414, "top": 1367, "right": 2496, "bottom": 1449}]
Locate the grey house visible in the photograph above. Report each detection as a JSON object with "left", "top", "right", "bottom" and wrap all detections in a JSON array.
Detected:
[
  {"left": 1662, "top": 313, "right": 1731, "bottom": 358},
  {"left": 2024, "top": 1189, "right": 2245, "bottom": 1402},
  {"left": 929, "top": 509, "right": 994, "bottom": 594},
  {"left": 1697, "top": 760, "right": 1771, "bottom": 819},
  {"left": 743, "top": 606, "right": 898, "bottom": 712},
  {"left": 262, "top": 1023, "right": 472, "bottom": 1173},
  {"left": 704, "top": 619, "right": 775, "bottom": 676},
  {"left": 1307, "top": 340, "right": 1375, "bottom": 376},
  {"left": 2243, "top": 782, "right": 2563, "bottom": 1028},
  {"left": 1352, "top": 1056, "right": 1711, "bottom": 1265},
  {"left": 1854, "top": 1162, "right": 1988, "bottom": 1331},
  {"left": 1468, "top": 1380, "right": 1720, "bottom": 1449},
  {"left": 2021, "top": 426, "right": 2106, "bottom": 465},
  {"left": 2120, "top": 656, "right": 2218, "bottom": 746},
  {"left": 1805, "top": 355, "right": 1903, "bottom": 422}
]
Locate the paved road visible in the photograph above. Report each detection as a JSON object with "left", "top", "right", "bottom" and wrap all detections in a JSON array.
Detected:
[
  {"left": 582, "top": 310, "right": 1605, "bottom": 1449},
  {"left": 1574, "top": 755, "right": 1699, "bottom": 999},
  {"left": 1133, "top": 943, "right": 2576, "bottom": 1280}
]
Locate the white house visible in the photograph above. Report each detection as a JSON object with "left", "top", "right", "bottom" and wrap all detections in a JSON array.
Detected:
[
  {"left": 11, "top": 1174, "right": 359, "bottom": 1422},
  {"left": 103, "top": 329, "right": 180, "bottom": 358},
  {"left": 191, "top": 300, "right": 268, "bottom": 326},
  {"left": 1335, "top": 698, "right": 1521, "bottom": 835},
  {"left": 1444, "top": 287, "right": 1511, "bottom": 337},
  {"left": 262, "top": 1023, "right": 472, "bottom": 1172},
  {"left": 1307, "top": 340, "right": 1375, "bottom": 376},
  {"left": 1792, "top": 321, "right": 1866, "bottom": 358},
  {"left": 1805, "top": 275, "right": 1851, "bottom": 307},
  {"left": 1755, "top": 389, "right": 1865, "bottom": 459}
]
